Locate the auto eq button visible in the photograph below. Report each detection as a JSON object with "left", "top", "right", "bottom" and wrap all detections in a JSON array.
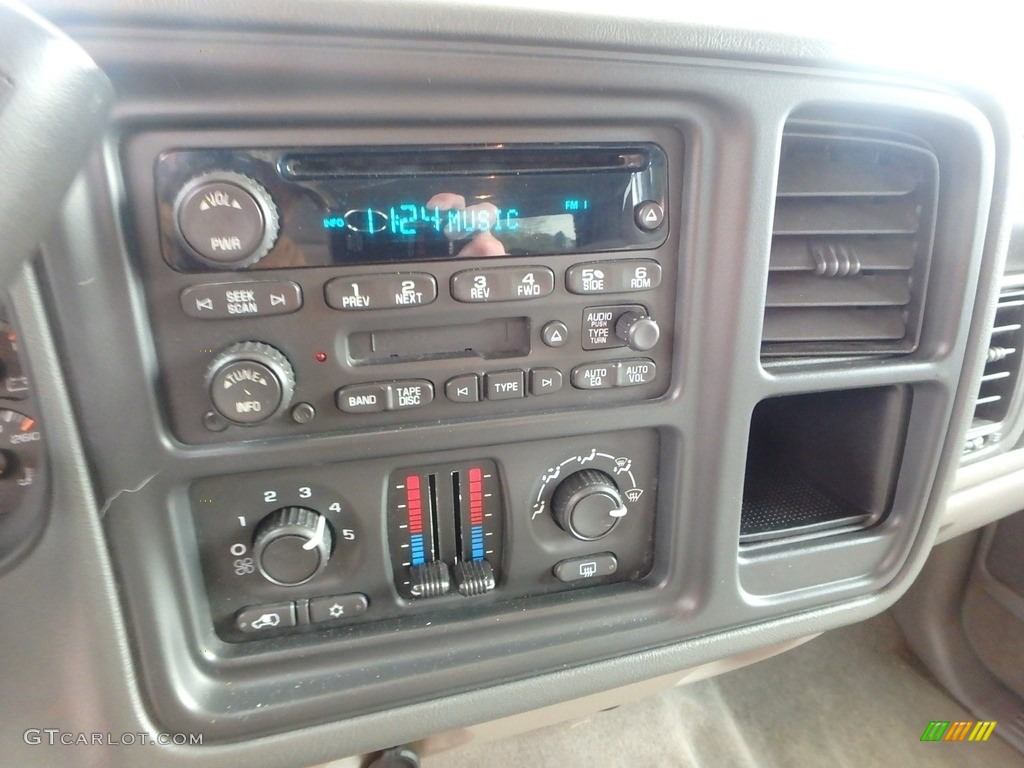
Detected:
[{"left": 570, "top": 363, "right": 617, "bottom": 390}]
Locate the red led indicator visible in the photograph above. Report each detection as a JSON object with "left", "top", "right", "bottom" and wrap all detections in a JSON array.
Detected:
[
  {"left": 314, "top": 352, "right": 328, "bottom": 363},
  {"left": 469, "top": 466, "right": 484, "bottom": 526},
  {"left": 406, "top": 475, "right": 422, "bottom": 534}
]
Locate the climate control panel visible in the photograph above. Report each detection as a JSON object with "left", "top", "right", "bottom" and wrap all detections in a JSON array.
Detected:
[{"left": 192, "top": 429, "right": 658, "bottom": 641}]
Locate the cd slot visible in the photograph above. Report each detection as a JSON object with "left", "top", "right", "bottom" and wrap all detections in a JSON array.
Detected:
[
  {"left": 349, "top": 317, "right": 531, "bottom": 365},
  {"left": 281, "top": 146, "right": 650, "bottom": 178}
]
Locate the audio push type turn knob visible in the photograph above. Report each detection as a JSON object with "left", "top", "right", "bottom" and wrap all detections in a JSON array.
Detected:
[{"left": 615, "top": 310, "right": 660, "bottom": 352}]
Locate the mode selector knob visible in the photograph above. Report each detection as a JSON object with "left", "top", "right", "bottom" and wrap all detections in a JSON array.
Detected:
[
  {"left": 207, "top": 341, "right": 295, "bottom": 425},
  {"left": 552, "top": 469, "right": 628, "bottom": 541},
  {"left": 615, "top": 311, "right": 660, "bottom": 352},
  {"left": 253, "top": 507, "right": 334, "bottom": 586},
  {"left": 173, "top": 171, "right": 279, "bottom": 269}
]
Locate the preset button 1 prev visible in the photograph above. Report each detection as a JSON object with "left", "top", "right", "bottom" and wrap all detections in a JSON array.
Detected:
[{"left": 325, "top": 273, "right": 437, "bottom": 310}]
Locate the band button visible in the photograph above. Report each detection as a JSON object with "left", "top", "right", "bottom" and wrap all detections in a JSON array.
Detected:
[{"left": 336, "top": 383, "right": 388, "bottom": 413}]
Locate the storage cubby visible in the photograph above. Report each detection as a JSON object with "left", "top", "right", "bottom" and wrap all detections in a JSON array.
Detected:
[{"left": 741, "top": 385, "right": 912, "bottom": 543}]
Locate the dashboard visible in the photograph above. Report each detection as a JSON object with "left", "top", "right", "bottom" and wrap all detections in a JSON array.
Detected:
[{"left": 0, "top": 1, "right": 1022, "bottom": 766}]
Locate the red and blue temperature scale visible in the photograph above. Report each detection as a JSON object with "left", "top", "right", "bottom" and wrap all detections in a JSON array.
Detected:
[
  {"left": 405, "top": 474, "right": 427, "bottom": 566},
  {"left": 467, "top": 466, "right": 486, "bottom": 561},
  {"left": 388, "top": 460, "right": 503, "bottom": 599}
]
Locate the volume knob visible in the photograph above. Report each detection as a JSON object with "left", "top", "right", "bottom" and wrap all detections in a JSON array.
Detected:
[
  {"left": 173, "top": 171, "right": 279, "bottom": 269},
  {"left": 207, "top": 341, "right": 295, "bottom": 425}
]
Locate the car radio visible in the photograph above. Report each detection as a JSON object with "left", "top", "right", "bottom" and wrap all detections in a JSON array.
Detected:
[{"left": 134, "top": 141, "right": 678, "bottom": 444}]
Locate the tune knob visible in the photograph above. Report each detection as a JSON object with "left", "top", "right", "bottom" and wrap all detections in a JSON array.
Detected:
[
  {"left": 206, "top": 341, "right": 295, "bottom": 425},
  {"left": 252, "top": 507, "right": 333, "bottom": 586},
  {"left": 551, "top": 469, "right": 628, "bottom": 541},
  {"left": 615, "top": 311, "right": 660, "bottom": 351},
  {"left": 173, "top": 171, "right": 279, "bottom": 269}
]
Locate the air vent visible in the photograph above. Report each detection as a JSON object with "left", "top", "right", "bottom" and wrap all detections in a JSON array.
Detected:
[
  {"left": 964, "top": 286, "right": 1024, "bottom": 456},
  {"left": 762, "top": 131, "right": 939, "bottom": 358}
]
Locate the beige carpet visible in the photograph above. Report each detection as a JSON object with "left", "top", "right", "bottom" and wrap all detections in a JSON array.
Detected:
[{"left": 424, "top": 613, "right": 1022, "bottom": 767}]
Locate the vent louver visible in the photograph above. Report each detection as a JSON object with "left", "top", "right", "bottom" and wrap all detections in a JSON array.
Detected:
[
  {"left": 762, "top": 131, "right": 939, "bottom": 358},
  {"left": 964, "top": 286, "right": 1024, "bottom": 456}
]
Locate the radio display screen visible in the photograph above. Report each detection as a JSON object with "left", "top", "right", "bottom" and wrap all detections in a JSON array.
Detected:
[{"left": 157, "top": 144, "right": 669, "bottom": 271}]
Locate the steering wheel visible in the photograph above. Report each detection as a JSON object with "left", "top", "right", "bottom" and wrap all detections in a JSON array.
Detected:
[{"left": 0, "top": 0, "right": 112, "bottom": 287}]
